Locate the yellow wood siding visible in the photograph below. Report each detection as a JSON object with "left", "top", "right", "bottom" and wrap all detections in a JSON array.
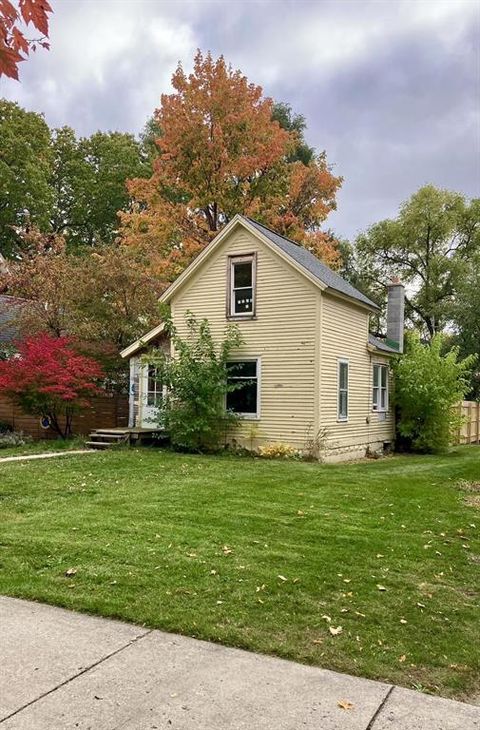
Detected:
[
  {"left": 171, "top": 228, "right": 319, "bottom": 449},
  {"left": 319, "top": 293, "right": 394, "bottom": 458}
]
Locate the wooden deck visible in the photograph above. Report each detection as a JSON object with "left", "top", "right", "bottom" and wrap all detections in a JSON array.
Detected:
[{"left": 87, "top": 427, "right": 166, "bottom": 450}]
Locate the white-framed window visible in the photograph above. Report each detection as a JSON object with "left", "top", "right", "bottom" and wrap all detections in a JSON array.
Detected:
[
  {"left": 146, "top": 365, "right": 163, "bottom": 407},
  {"left": 372, "top": 363, "right": 388, "bottom": 412},
  {"left": 337, "top": 359, "right": 349, "bottom": 421},
  {"left": 228, "top": 254, "right": 256, "bottom": 317},
  {"left": 226, "top": 358, "right": 260, "bottom": 418}
]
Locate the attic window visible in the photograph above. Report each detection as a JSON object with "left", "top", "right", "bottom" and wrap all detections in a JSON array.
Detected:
[{"left": 228, "top": 254, "right": 256, "bottom": 318}]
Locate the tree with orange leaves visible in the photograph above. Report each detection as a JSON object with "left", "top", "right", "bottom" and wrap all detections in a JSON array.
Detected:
[
  {"left": 0, "top": 0, "right": 52, "bottom": 79},
  {"left": 121, "top": 51, "right": 342, "bottom": 287}
]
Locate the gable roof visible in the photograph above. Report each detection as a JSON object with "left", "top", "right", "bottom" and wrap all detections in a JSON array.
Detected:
[
  {"left": 244, "top": 217, "right": 379, "bottom": 310},
  {"left": 159, "top": 214, "right": 379, "bottom": 311},
  {"left": 122, "top": 215, "right": 380, "bottom": 358},
  {"left": 120, "top": 322, "right": 166, "bottom": 359}
]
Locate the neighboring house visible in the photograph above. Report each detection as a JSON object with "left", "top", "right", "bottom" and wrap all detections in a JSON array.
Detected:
[
  {"left": 0, "top": 295, "right": 25, "bottom": 355},
  {"left": 121, "top": 215, "right": 404, "bottom": 461}
]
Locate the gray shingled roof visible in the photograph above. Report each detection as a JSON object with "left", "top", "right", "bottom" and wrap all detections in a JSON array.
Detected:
[
  {"left": 244, "top": 217, "right": 379, "bottom": 310},
  {"left": 368, "top": 334, "right": 399, "bottom": 354},
  {"left": 0, "top": 295, "right": 25, "bottom": 344}
]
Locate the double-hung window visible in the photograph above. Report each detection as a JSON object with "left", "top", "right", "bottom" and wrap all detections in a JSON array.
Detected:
[
  {"left": 338, "top": 359, "right": 349, "bottom": 421},
  {"left": 146, "top": 365, "right": 163, "bottom": 407},
  {"left": 226, "top": 359, "right": 260, "bottom": 418},
  {"left": 229, "top": 254, "right": 256, "bottom": 317},
  {"left": 372, "top": 363, "right": 388, "bottom": 411}
]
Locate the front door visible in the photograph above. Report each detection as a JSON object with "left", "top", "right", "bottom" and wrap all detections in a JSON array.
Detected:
[{"left": 140, "top": 364, "right": 164, "bottom": 428}]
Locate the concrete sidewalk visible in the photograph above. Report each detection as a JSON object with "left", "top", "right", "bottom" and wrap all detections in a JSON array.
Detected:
[
  {"left": 0, "top": 449, "right": 94, "bottom": 463},
  {"left": 0, "top": 597, "right": 478, "bottom": 730}
]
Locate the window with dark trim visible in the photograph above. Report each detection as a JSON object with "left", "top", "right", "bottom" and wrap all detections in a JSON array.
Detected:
[
  {"left": 226, "top": 359, "right": 259, "bottom": 417},
  {"left": 338, "top": 359, "right": 349, "bottom": 421},
  {"left": 372, "top": 363, "right": 388, "bottom": 411},
  {"left": 228, "top": 254, "right": 256, "bottom": 317}
]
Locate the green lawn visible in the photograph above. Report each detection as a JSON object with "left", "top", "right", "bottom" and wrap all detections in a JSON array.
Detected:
[
  {"left": 0, "top": 436, "right": 87, "bottom": 458},
  {"left": 0, "top": 446, "right": 478, "bottom": 701}
]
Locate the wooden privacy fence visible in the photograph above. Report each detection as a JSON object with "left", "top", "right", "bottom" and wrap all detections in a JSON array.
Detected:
[
  {"left": 0, "top": 394, "right": 128, "bottom": 440},
  {"left": 455, "top": 401, "right": 480, "bottom": 445}
]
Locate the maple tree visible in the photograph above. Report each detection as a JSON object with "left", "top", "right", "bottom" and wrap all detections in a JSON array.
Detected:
[
  {"left": 0, "top": 0, "right": 52, "bottom": 79},
  {"left": 0, "top": 333, "right": 103, "bottom": 438},
  {"left": 121, "top": 51, "right": 342, "bottom": 287}
]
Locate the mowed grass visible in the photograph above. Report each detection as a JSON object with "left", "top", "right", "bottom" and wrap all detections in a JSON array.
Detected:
[
  {"left": 0, "top": 437, "right": 87, "bottom": 458},
  {"left": 0, "top": 446, "right": 479, "bottom": 700}
]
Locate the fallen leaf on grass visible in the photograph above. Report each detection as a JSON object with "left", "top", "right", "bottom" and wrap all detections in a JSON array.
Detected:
[
  {"left": 277, "top": 574, "right": 287, "bottom": 582},
  {"left": 312, "top": 638, "right": 323, "bottom": 645},
  {"left": 399, "top": 655, "right": 406, "bottom": 663},
  {"left": 329, "top": 626, "right": 343, "bottom": 636},
  {"left": 321, "top": 614, "right": 332, "bottom": 622},
  {"left": 376, "top": 584, "right": 387, "bottom": 591},
  {"left": 337, "top": 700, "right": 354, "bottom": 710},
  {"left": 64, "top": 568, "right": 77, "bottom": 577}
]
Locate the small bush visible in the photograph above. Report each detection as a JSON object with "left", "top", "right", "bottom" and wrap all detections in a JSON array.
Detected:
[
  {"left": 258, "top": 442, "right": 300, "bottom": 459},
  {"left": 147, "top": 312, "right": 244, "bottom": 453},
  {"left": 0, "top": 431, "right": 32, "bottom": 449},
  {"left": 392, "top": 333, "right": 476, "bottom": 453},
  {"left": 0, "top": 421, "right": 13, "bottom": 434}
]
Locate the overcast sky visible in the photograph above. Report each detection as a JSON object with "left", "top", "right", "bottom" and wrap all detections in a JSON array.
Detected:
[{"left": 1, "top": 0, "right": 479, "bottom": 240}]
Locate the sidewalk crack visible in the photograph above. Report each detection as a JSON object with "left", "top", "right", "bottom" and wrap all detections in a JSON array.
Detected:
[
  {"left": 0, "top": 628, "right": 153, "bottom": 724},
  {"left": 366, "top": 685, "right": 395, "bottom": 729}
]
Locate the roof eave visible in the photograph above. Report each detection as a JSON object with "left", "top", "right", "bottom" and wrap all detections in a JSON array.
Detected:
[
  {"left": 367, "top": 343, "right": 398, "bottom": 357},
  {"left": 325, "top": 287, "right": 380, "bottom": 313},
  {"left": 120, "top": 322, "right": 166, "bottom": 359}
]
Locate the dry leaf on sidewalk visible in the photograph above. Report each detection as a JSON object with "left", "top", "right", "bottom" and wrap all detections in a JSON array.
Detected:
[{"left": 337, "top": 699, "right": 354, "bottom": 710}]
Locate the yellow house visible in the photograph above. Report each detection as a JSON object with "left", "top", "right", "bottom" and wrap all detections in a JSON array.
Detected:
[{"left": 120, "top": 215, "right": 404, "bottom": 461}]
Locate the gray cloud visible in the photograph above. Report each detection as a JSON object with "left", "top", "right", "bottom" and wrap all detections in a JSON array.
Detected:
[{"left": 0, "top": 0, "right": 478, "bottom": 239}]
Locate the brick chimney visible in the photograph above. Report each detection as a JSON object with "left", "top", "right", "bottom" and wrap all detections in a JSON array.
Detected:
[{"left": 386, "top": 278, "right": 405, "bottom": 353}]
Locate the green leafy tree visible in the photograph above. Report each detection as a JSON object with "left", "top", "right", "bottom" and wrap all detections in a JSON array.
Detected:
[
  {"left": 51, "top": 128, "right": 149, "bottom": 248},
  {"left": 356, "top": 186, "right": 480, "bottom": 338},
  {"left": 147, "top": 312, "right": 243, "bottom": 452},
  {"left": 392, "top": 333, "right": 476, "bottom": 453},
  {"left": 450, "top": 251, "right": 480, "bottom": 398},
  {"left": 271, "top": 102, "right": 315, "bottom": 165},
  {"left": 0, "top": 99, "right": 53, "bottom": 256}
]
